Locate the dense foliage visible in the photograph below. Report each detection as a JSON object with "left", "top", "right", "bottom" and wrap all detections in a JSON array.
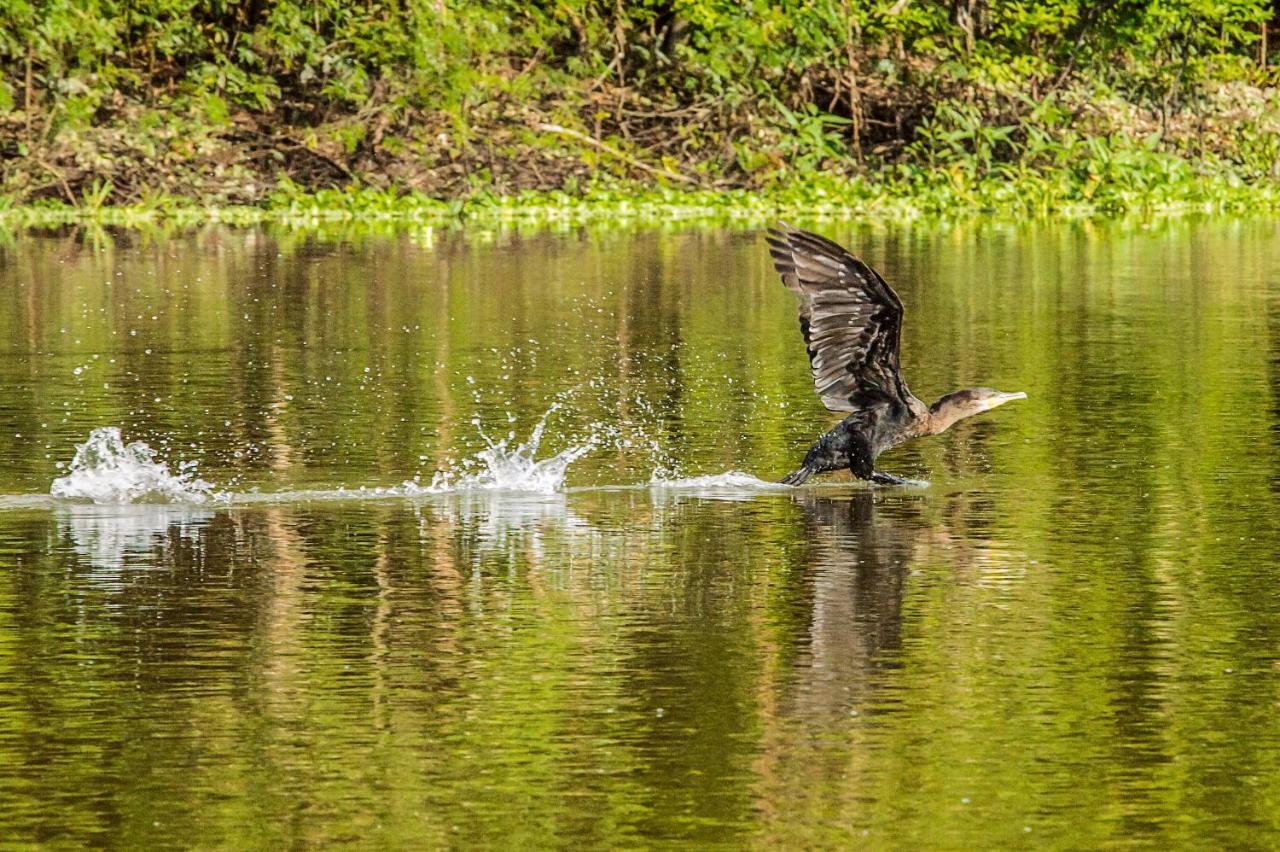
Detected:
[{"left": 3, "top": 0, "right": 1280, "bottom": 216}]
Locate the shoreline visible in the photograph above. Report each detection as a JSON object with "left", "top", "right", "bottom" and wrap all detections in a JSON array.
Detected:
[{"left": 7, "top": 178, "right": 1280, "bottom": 231}]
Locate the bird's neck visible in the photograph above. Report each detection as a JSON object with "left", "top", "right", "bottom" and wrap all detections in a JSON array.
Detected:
[{"left": 921, "top": 401, "right": 979, "bottom": 436}]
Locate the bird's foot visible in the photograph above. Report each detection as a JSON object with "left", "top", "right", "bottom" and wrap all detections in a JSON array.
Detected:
[
  {"left": 781, "top": 467, "right": 814, "bottom": 486},
  {"left": 870, "top": 470, "right": 909, "bottom": 486}
]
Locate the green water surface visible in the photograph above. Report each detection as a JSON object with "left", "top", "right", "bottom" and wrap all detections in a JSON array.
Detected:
[{"left": 0, "top": 220, "right": 1278, "bottom": 847}]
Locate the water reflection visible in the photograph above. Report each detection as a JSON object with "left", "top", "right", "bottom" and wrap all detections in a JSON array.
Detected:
[
  {"left": 428, "top": 492, "right": 595, "bottom": 568},
  {"left": 55, "top": 504, "right": 214, "bottom": 576},
  {"left": 781, "top": 493, "right": 914, "bottom": 721},
  {"left": 1, "top": 220, "right": 1279, "bottom": 846}
]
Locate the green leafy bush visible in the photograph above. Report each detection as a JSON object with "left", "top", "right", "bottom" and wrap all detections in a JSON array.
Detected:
[{"left": 3, "top": 0, "right": 1280, "bottom": 216}]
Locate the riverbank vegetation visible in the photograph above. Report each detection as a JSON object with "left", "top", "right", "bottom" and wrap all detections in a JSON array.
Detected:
[{"left": 5, "top": 1, "right": 1280, "bottom": 224}]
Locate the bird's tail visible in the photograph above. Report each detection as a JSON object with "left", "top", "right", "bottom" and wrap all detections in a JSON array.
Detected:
[{"left": 780, "top": 467, "right": 814, "bottom": 486}]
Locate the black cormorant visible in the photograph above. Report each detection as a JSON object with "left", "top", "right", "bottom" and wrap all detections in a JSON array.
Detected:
[{"left": 767, "top": 225, "right": 1026, "bottom": 486}]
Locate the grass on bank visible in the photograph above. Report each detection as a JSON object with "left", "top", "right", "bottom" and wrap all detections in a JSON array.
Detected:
[{"left": 7, "top": 148, "right": 1280, "bottom": 232}]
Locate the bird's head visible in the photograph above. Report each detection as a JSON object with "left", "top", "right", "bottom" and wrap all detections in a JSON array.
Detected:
[{"left": 928, "top": 387, "right": 1027, "bottom": 433}]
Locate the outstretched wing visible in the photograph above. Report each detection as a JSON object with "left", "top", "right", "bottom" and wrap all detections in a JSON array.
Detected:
[{"left": 766, "top": 224, "right": 911, "bottom": 413}]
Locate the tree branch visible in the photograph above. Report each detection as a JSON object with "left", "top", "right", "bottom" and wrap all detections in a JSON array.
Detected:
[{"left": 534, "top": 122, "right": 698, "bottom": 185}]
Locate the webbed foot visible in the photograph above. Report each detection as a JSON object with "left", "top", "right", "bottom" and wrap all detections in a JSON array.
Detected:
[
  {"left": 781, "top": 467, "right": 815, "bottom": 486},
  {"left": 870, "top": 471, "right": 908, "bottom": 486}
]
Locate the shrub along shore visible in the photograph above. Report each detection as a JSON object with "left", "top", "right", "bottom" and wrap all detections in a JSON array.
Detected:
[{"left": 6, "top": 1, "right": 1280, "bottom": 226}]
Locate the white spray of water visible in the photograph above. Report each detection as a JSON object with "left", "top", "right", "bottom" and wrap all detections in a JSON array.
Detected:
[
  {"left": 649, "top": 471, "right": 785, "bottom": 490},
  {"left": 417, "top": 403, "right": 599, "bottom": 495},
  {"left": 646, "top": 470, "right": 791, "bottom": 502},
  {"left": 50, "top": 427, "right": 217, "bottom": 504},
  {"left": 45, "top": 409, "right": 786, "bottom": 507}
]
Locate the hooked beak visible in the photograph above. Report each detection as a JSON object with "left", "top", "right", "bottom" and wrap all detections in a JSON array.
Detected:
[{"left": 984, "top": 391, "right": 1027, "bottom": 411}]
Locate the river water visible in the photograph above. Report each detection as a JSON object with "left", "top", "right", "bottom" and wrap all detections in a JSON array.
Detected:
[{"left": 1, "top": 220, "right": 1278, "bottom": 846}]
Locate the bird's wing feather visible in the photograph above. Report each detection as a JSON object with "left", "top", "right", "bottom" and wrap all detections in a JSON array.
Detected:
[{"left": 765, "top": 224, "right": 911, "bottom": 413}]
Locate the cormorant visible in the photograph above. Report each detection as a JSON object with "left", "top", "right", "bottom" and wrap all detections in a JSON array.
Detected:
[{"left": 766, "top": 225, "right": 1026, "bottom": 486}]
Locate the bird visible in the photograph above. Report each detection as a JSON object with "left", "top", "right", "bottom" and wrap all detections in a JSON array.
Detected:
[{"left": 766, "top": 224, "right": 1026, "bottom": 486}]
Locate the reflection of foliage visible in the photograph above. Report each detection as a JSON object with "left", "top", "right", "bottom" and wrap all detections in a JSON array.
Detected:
[{"left": 1, "top": 224, "right": 1279, "bottom": 844}]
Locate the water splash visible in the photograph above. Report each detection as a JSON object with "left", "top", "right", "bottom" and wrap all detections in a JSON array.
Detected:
[
  {"left": 646, "top": 470, "right": 808, "bottom": 504},
  {"left": 650, "top": 471, "right": 785, "bottom": 490},
  {"left": 41, "top": 412, "right": 759, "bottom": 508},
  {"left": 50, "top": 427, "right": 217, "bottom": 504},
  {"left": 418, "top": 404, "right": 598, "bottom": 495}
]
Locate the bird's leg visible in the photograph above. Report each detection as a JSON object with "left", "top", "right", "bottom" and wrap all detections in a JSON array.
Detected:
[
  {"left": 847, "top": 433, "right": 877, "bottom": 482},
  {"left": 870, "top": 470, "right": 908, "bottom": 486},
  {"left": 781, "top": 430, "right": 850, "bottom": 486}
]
